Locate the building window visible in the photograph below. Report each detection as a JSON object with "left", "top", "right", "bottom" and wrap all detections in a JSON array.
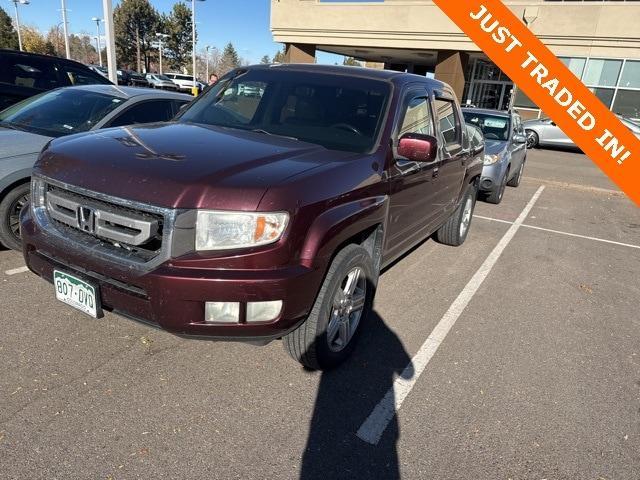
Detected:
[
  {"left": 619, "top": 61, "right": 640, "bottom": 89},
  {"left": 612, "top": 90, "right": 640, "bottom": 122},
  {"left": 513, "top": 89, "right": 538, "bottom": 109},
  {"left": 560, "top": 57, "right": 586, "bottom": 80},
  {"left": 583, "top": 59, "right": 623, "bottom": 87},
  {"left": 589, "top": 87, "right": 616, "bottom": 109}
]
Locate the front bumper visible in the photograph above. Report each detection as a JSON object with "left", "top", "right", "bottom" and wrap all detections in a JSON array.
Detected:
[
  {"left": 21, "top": 207, "right": 324, "bottom": 344},
  {"left": 479, "top": 161, "right": 508, "bottom": 193}
]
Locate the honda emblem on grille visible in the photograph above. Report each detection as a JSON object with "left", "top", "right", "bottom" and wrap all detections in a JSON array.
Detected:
[{"left": 77, "top": 206, "right": 96, "bottom": 233}]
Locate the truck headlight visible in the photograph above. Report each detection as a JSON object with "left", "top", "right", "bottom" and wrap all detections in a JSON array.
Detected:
[
  {"left": 195, "top": 211, "right": 289, "bottom": 251},
  {"left": 484, "top": 154, "right": 500, "bottom": 165}
]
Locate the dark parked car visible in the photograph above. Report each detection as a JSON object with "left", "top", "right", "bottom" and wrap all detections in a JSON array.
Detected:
[
  {"left": 21, "top": 64, "right": 483, "bottom": 369},
  {"left": 117, "top": 70, "right": 149, "bottom": 87},
  {"left": 0, "top": 49, "right": 112, "bottom": 111},
  {"left": 0, "top": 85, "right": 191, "bottom": 250},
  {"left": 462, "top": 108, "right": 527, "bottom": 204}
]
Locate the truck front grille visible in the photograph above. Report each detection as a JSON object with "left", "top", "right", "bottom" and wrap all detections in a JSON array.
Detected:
[{"left": 42, "top": 182, "right": 169, "bottom": 264}]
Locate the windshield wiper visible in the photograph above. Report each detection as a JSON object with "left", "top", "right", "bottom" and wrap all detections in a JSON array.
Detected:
[{"left": 250, "top": 128, "right": 298, "bottom": 141}]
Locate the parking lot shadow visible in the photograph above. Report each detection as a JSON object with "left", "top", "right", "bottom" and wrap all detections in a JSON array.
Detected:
[{"left": 300, "top": 312, "right": 414, "bottom": 480}]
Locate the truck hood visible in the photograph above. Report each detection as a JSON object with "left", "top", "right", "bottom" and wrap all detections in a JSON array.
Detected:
[
  {"left": 34, "top": 122, "right": 345, "bottom": 210},
  {"left": 0, "top": 127, "right": 52, "bottom": 159}
]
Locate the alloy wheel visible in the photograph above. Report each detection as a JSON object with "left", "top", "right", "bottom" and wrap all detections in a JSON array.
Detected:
[
  {"left": 459, "top": 196, "right": 474, "bottom": 238},
  {"left": 8, "top": 193, "right": 28, "bottom": 240},
  {"left": 326, "top": 267, "right": 367, "bottom": 353}
]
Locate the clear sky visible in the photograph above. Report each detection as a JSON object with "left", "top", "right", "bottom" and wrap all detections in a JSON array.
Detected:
[{"left": 4, "top": 0, "right": 344, "bottom": 65}]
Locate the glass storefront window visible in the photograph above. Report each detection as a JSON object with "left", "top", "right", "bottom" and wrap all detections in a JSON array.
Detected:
[
  {"left": 619, "top": 61, "right": 640, "bottom": 89},
  {"left": 589, "top": 87, "right": 615, "bottom": 109},
  {"left": 514, "top": 89, "right": 538, "bottom": 109},
  {"left": 560, "top": 57, "right": 586, "bottom": 80},
  {"left": 583, "top": 59, "right": 623, "bottom": 87},
  {"left": 612, "top": 90, "right": 640, "bottom": 121}
]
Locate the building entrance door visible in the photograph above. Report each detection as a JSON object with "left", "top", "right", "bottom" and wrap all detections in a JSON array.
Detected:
[
  {"left": 463, "top": 58, "right": 514, "bottom": 110},
  {"left": 469, "top": 81, "right": 512, "bottom": 110}
]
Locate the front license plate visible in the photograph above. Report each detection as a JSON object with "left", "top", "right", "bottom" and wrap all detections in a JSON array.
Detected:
[{"left": 53, "top": 270, "right": 101, "bottom": 318}]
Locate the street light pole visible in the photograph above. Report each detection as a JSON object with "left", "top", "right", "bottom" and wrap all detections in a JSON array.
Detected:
[
  {"left": 60, "top": 0, "right": 70, "bottom": 59},
  {"left": 191, "top": 0, "right": 205, "bottom": 94},
  {"left": 155, "top": 33, "right": 169, "bottom": 74},
  {"left": 11, "top": 0, "right": 30, "bottom": 52},
  {"left": 102, "top": 0, "right": 117, "bottom": 84},
  {"left": 205, "top": 45, "right": 210, "bottom": 82},
  {"left": 92, "top": 17, "right": 103, "bottom": 67}
]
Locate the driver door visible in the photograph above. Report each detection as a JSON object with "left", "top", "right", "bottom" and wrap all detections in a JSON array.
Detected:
[{"left": 385, "top": 87, "right": 440, "bottom": 259}]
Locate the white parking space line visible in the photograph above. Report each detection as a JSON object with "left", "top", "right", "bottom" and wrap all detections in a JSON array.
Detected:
[
  {"left": 5, "top": 266, "right": 29, "bottom": 276},
  {"left": 356, "top": 186, "right": 546, "bottom": 445},
  {"left": 475, "top": 216, "right": 640, "bottom": 250}
]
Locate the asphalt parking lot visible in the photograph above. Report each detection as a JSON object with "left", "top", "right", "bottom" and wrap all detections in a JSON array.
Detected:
[{"left": 1, "top": 148, "right": 639, "bottom": 480}]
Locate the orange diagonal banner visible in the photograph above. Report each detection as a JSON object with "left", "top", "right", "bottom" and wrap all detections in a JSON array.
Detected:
[{"left": 433, "top": 0, "right": 640, "bottom": 207}]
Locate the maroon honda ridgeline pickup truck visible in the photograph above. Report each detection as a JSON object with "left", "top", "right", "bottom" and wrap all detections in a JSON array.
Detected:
[{"left": 21, "top": 64, "right": 483, "bottom": 369}]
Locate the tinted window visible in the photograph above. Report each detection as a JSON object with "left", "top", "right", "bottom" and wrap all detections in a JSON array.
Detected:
[
  {"left": 181, "top": 69, "right": 391, "bottom": 154},
  {"left": 466, "top": 124, "right": 484, "bottom": 150},
  {"left": 0, "top": 55, "right": 59, "bottom": 91},
  {"left": 399, "top": 96, "right": 433, "bottom": 137},
  {"left": 59, "top": 64, "right": 109, "bottom": 86},
  {"left": 108, "top": 100, "right": 176, "bottom": 127},
  {"left": 0, "top": 88, "right": 124, "bottom": 137},
  {"left": 435, "top": 99, "right": 462, "bottom": 147},
  {"left": 462, "top": 111, "right": 511, "bottom": 141}
]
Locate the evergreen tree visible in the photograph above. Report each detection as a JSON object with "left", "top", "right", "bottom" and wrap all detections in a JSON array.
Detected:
[
  {"left": 0, "top": 6, "right": 19, "bottom": 50},
  {"left": 260, "top": 55, "right": 270, "bottom": 65},
  {"left": 114, "top": 0, "right": 160, "bottom": 71},
  {"left": 163, "top": 2, "right": 193, "bottom": 71}
]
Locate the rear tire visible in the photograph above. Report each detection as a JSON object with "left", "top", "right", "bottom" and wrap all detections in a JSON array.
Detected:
[
  {"left": 283, "top": 244, "right": 375, "bottom": 370},
  {"left": 435, "top": 183, "right": 477, "bottom": 247},
  {"left": 0, "top": 183, "right": 30, "bottom": 251}
]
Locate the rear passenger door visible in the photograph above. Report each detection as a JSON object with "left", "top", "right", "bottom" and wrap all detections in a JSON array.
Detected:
[{"left": 432, "top": 95, "right": 468, "bottom": 215}]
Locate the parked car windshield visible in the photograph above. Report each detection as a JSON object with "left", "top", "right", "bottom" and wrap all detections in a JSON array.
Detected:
[
  {"left": 463, "top": 111, "right": 511, "bottom": 141},
  {"left": 179, "top": 68, "right": 391, "bottom": 153},
  {"left": 155, "top": 74, "right": 172, "bottom": 81},
  {"left": 0, "top": 88, "right": 125, "bottom": 137}
]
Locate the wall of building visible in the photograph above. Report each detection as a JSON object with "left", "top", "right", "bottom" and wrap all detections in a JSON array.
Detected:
[{"left": 271, "top": 0, "right": 640, "bottom": 60}]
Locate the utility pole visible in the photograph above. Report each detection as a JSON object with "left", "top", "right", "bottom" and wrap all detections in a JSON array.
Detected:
[
  {"left": 11, "top": 0, "right": 30, "bottom": 52},
  {"left": 92, "top": 17, "right": 103, "bottom": 66},
  {"left": 61, "top": 0, "right": 70, "bottom": 59},
  {"left": 102, "top": 0, "right": 117, "bottom": 83}
]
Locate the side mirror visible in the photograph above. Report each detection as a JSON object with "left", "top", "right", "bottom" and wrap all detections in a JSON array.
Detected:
[
  {"left": 514, "top": 134, "right": 527, "bottom": 144},
  {"left": 397, "top": 133, "right": 438, "bottom": 162}
]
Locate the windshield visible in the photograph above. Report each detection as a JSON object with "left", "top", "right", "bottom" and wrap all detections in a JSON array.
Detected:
[
  {"left": 0, "top": 89, "right": 125, "bottom": 137},
  {"left": 179, "top": 68, "right": 391, "bottom": 153},
  {"left": 156, "top": 74, "right": 172, "bottom": 81},
  {"left": 463, "top": 111, "right": 511, "bottom": 141}
]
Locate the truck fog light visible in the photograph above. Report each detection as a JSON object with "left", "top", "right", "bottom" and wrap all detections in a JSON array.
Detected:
[
  {"left": 205, "top": 302, "right": 240, "bottom": 323},
  {"left": 247, "top": 301, "right": 283, "bottom": 323}
]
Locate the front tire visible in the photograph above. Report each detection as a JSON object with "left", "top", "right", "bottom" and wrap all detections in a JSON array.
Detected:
[
  {"left": 435, "top": 183, "right": 477, "bottom": 246},
  {"left": 0, "top": 183, "right": 30, "bottom": 251},
  {"left": 283, "top": 244, "right": 375, "bottom": 370},
  {"left": 507, "top": 158, "right": 525, "bottom": 187},
  {"left": 485, "top": 168, "right": 508, "bottom": 205},
  {"left": 526, "top": 130, "right": 539, "bottom": 149}
]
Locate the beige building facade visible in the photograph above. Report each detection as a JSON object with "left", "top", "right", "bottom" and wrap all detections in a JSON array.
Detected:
[{"left": 270, "top": 0, "right": 640, "bottom": 120}]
